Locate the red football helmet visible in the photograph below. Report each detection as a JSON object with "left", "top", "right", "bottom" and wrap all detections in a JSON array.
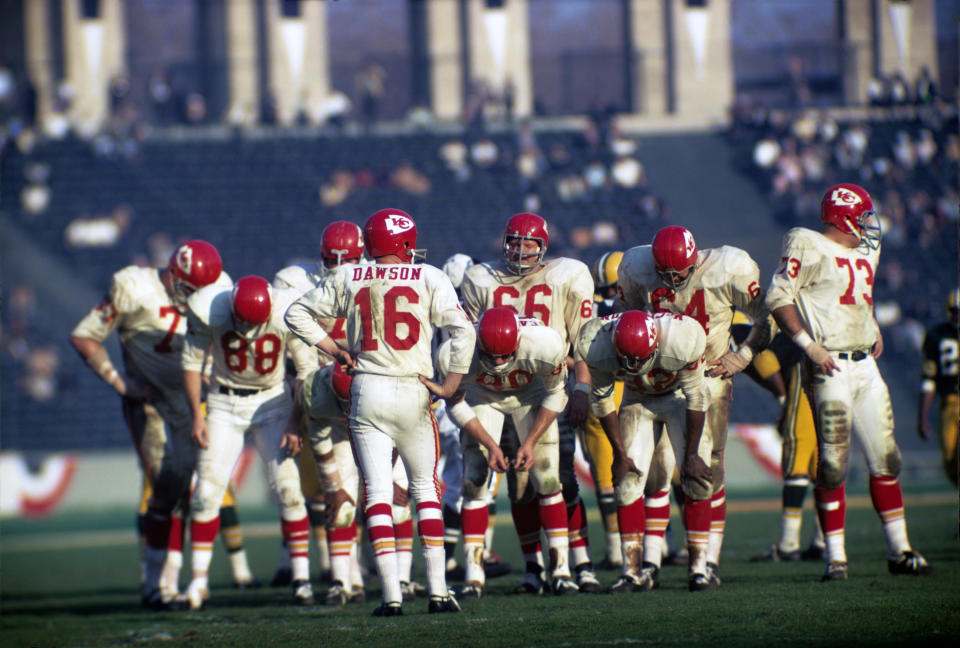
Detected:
[
  {"left": 651, "top": 225, "right": 698, "bottom": 291},
  {"left": 331, "top": 362, "right": 353, "bottom": 403},
  {"left": 321, "top": 221, "right": 364, "bottom": 268},
  {"left": 168, "top": 239, "right": 222, "bottom": 305},
  {"left": 477, "top": 307, "right": 521, "bottom": 373},
  {"left": 363, "top": 208, "right": 425, "bottom": 262},
  {"left": 612, "top": 311, "right": 659, "bottom": 375},
  {"left": 231, "top": 275, "right": 271, "bottom": 337},
  {"left": 820, "top": 183, "right": 881, "bottom": 250},
  {"left": 503, "top": 212, "right": 549, "bottom": 275}
]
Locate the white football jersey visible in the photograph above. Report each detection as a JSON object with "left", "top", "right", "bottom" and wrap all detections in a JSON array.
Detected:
[
  {"left": 286, "top": 262, "right": 475, "bottom": 378},
  {"left": 71, "top": 266, "right": 229, "bottom": 424},
  {"left": 183, "top": 284, "right": 318, "bottom": 390},
  {"left": 575, "top": 312, "right": 708, "bottom": 417},
  {"left": 273, "top": 262, "right": 349, "bottom": 366},
  {"left": 766, "top": 227, "right": 881, "bottom": 351},
  {"left": 617, "top": 245, "right": 766, "bottom": 362},
  {"left": 460, "top": 257, "right": 594, "bottom": 351},
  {"left": 435, "top": 320, "right": 569, "bottom": 414}
]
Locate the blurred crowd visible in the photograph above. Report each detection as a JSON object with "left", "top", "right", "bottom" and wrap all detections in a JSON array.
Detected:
[{"left": 726, "top": 96, "right": 958, "bottom": 358}]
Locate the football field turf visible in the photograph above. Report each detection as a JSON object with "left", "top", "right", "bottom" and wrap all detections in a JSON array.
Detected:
[{"left": 2, "top": 487, "right": 957, "bottom": 647}]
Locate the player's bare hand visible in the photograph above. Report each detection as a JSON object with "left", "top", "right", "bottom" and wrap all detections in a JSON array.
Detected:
[
  {"left": 486, "top": 445, "right": 509, "bottom": 473},
  {"left": 871, "top": 331, "right": 884, "bottom": 359},
  {"left": 191, "top": 417, "right": 210, "bottom": 449},
  {"left": 281, "top": 430, "right": 302, "bottom": 457},
  {"left": 707, "top": 348, "right": 752, "bottom": 379},
  {"left": 419, "top": 372, "right": 464, "bottom": 400},
  {"left": 567, "top": 390, "right": 589, "bottom": 427},
  {"left": 681, "top": 454, "right": 712, "bottom": 491},
  {"left": 805, "top": 341, "right": 839, "bottom": 376},
  {"left": 611, "top": 455, "right": 642, "bottom": 487},
  {"left": 514, "top": 442, "right": 535, "bottom": 471},
  {"left": 917, "top": 418, "right": 932, "bottom": 441},
  {"left": 325, "top": 488, "right": 355, "bottom": 526},
  {"left": 333, "top": 348, "right": 356, "bottom": 369},
  {"left": 392, "top": 482, "right": 409, "bottom": 507}
]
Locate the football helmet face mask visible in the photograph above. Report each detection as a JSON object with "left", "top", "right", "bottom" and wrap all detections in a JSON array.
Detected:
[
  {"left": 592, "top": 251, "right": 624, "bottom": 289},
  {"left": 612, "top": 311, "right": 659, "bottom": 376},
  {"left": 820, "top": 183, "right": 881, "bottom": 251},
  {"left": 231, "top": 276, "right": 271, "bottom": 339},
  {"left": 503, "top": 213, "right": 549, "bottom": 275},
  {"left": 477, "top": 307, "right": 521, "bottom": 375},
  {"left": 651, "top": 226, "right": 698, "bottom": 291},
  {"left": 168, "top": 240, "right": 222, "bottom": 307},
  {"left": 321, "top": 221, "right": 364, "bottom": 269},
  {"left": 363, "top": 208, "right": 425, "bottom": 263}
]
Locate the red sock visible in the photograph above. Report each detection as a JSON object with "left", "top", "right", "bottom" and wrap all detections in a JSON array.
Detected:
[
  {"left": 617, "top": 497, "right": 646, "bottom": 538},
  {"left": 168, "top": 514, "right": 184, "bottom": 552},
  {"left": 567, "top": 497, "right": 589, "bottom": 552},
  {"left": 281, "top": 516, "right": 311, "bottom": 561},
  {"left": 814, "top": 484, "right": 846, "bottom": 536}
]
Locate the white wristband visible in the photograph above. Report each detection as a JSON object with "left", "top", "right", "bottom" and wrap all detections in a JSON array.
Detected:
[
  {"left": 735, "top": 345, "right": 755, "bottom": 364},
  {"left": 572, "top": 382, "right": 590, "bottom": 395},
  {"left": 792, "top": 330, "right": 815, "bottom": 352},
  {"left": 777, "top": 394, "right": 786, "bottom": 406}
]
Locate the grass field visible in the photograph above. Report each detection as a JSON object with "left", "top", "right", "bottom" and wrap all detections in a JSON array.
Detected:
[{"left": 2, "top": 486, "right": 958, "bottom": 647}]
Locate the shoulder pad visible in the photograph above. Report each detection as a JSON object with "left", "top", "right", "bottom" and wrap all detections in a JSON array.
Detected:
[
  {"left": 543, "top": 257, "right": 591, "bottom": 283},
  {"left": 188, "top": 284, "right": 232, "bottom": 328},
  {"left": 519, "top": 324, "right": 566, "bottom": 364},
  {"left": 273, "top": 263, "right": 318, "bottom": 293}
]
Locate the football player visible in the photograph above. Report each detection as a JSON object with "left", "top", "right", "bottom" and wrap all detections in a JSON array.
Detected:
[
  {"left": 617, "top": 225, "right": 772, "bottom": 586},
  {"left": 288, "top": 360, "right": 364, "bottom": 605},
  {"left": 272, "top": 220, "right": 365, "bottom": 587},
  {"left": 733, "top": 319, "right": 826, "bottom": 563},
  {"left": 581, "top": 251, "right": 625, "bottom": 568},
  {"left": 424, "top": 307, "right": 573, "bottom": 597},
  {"left": 459, "top": 213, "right": 599, "bottom": 594},
  {"left": 70, "top": 240, "right": 239, "bottom": 609},
  {"left": 917, "top": 288, "right": 959, "bottom": 487},
  {"left": 286, "top": 208, "right": 472, "bottom": 616},
  {"left": 576, "top": 310, "right": 713, "bottom": 592},
  {"left": 767, "top": 182, "right": 933, "bottom": 581},
  {"left": 182, "top": 276, "right": 319, "bottom": 609}
]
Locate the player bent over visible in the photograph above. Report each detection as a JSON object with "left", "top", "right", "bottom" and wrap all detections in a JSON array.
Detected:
[
  {"left": 617, "top": 225, "right": 771, "bottom": 586},
  {"left": 286, "top": 208, "right": 472, "bottom": 616},
  {"left": 424, "top": 307, "right": 575, "bottom": 598},
  {"left": 285, "top": 361, "right": 366, "bottom": 605},
  {"left": 70, "top": 240, "right": 228, "bottom": 609},
  {"left": 182, "top": 276, "right": 319, "bottom": 609},
  {"left": 767, "top": 182, "right": 932, "bottom": 581},
  {"left": 576, "top": 310, "right": 716, "bottom": 592}
]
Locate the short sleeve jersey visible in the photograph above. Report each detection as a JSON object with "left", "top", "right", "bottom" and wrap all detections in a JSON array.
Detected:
[
  {"left": 183, "top": 285, "right": 317, "bottom": 390},
  {"left": 576, "top": 312, "right": 707, "bottom": 417},
  {"left": 72, "top": 266, "right": 186, "bottom": 395},
  {"left": 435, "top": 320, "right": 569, "bottom": 414},
  {"left": 617, "top": 245, "right": 766, "bottom": 363},
  {"left": 460, "top": 257, "right": 594, "bottom": 351},
  {"left": 289, "top": 262, "right": 475, "bottom": 377},
  {"left": 765, "top": 227, "right": 880, "bottom": 351}
]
